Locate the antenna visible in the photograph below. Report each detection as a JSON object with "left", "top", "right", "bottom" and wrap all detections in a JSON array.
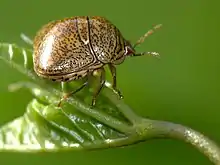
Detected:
[{"left": 133, "top": 24, "right": 162, "bottom": 48}]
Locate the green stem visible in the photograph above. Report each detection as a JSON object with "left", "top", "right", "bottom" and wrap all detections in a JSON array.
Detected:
[
  {"left": 83, "top": 134, "right": 140, "bottom": 150},
  {"left": 138, "top": 118, "right": 220, "bottom": 165},
  {"left": 104, "top": 81, "right": 141, "bottom": 124},
  {"left": 103, "top": 82, "right": 220, "bottom": 164},
  {"left": 64, "top": 97, "right": 134, "bottom": 134},
  {"left": 10, "top": 81, "right": 134, "bottom": 135},
  {"left": 9, "top": 81, "right": 220, "bottom": 164}
]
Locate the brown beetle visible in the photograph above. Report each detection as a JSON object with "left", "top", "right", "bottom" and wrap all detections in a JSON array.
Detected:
[{"left": 33, "top": 16, "right": 161, "bottom": 106}]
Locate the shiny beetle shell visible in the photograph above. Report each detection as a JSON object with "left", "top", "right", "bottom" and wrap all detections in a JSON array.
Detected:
[
  {"left": 33, "top": 16, "right": 161, "bottom": 106},
  {"left": 33, "top": 16, "right": 134, "bottom": 82}
]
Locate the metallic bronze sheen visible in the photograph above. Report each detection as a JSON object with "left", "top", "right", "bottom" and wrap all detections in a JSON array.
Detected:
[
  {"left": 33, "top": 16, "right": 128, "bottom": 82},
  {"left": 33, "top": 16, "right": 161, "bottom": 106}
]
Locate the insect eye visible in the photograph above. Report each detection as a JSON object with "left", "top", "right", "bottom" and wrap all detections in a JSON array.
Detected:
[{"left": 125, "top": 45, "right": 135, "bottom": 56}]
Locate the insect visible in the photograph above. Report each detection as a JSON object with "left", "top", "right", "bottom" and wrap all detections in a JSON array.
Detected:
[{"left": 33, "top": 16, "right": 161, "bottom": 106}]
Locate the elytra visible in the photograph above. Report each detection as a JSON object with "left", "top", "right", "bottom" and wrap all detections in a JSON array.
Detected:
[{"left": 33, "top": 16, "right": 161, "bottom": 106}]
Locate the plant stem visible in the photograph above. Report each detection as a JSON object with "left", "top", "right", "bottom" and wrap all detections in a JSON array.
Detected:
[
  {"left": 65, "top": 97, "right": 134, "bottom": 135},
  {"left": 103, "top": 83, "right": 220, "bottom": 164},
  {"left": 138, "top": 118, "right": 220, "bottom": 165},
  {"left": 9, "top": 81, "right": 134, "bottom": 135},
  {"left": 9, "top": 81, "right": 220, "bottom": 164},
  {"left": 104, "top": 81, "right": 141, "bottom": 124}
]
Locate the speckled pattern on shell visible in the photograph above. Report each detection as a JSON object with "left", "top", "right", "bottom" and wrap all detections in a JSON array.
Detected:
[{"left": 33, "top": 16, "right": 127, "bottom": 82}]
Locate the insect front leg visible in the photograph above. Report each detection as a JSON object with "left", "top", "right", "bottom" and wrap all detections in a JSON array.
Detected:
[
  {"left": 91, "top": 67, "right": 106, "bottom": 106},
  {"left": 108, "top": 64, "right": 123, "bottom": 99}
]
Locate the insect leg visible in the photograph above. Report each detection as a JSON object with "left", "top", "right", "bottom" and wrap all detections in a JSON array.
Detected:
[
  {"left": 91, "top": 67, "right": 106, "bottom": 106},
  {"left": 108, "top": 64, "right": 123, "bottom": 99},
  {"left": 58, "top": 81, "right": 88, "bottom": 107}
]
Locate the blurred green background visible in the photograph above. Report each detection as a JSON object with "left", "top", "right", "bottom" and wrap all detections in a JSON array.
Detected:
[{"left": 0, "top": 0, "right": 219, "bottom": 164}]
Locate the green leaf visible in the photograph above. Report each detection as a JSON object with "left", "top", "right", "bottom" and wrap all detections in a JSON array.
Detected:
[
  {"left": 0, "top": 43, "right": 138, "bottom": 151},
  {"left": 0, "top": 98, "right": 127, "bottom": 152},
  {"left": 0, "top": 43, "right": 220, "bottom": 165}
]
